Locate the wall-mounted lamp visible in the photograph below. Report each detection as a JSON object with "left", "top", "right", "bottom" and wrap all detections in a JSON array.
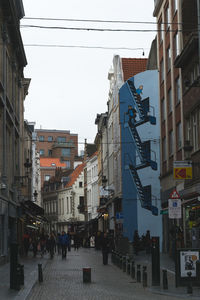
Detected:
[{"left": 33, "top": 190, "right": 38, "bottom": 202}]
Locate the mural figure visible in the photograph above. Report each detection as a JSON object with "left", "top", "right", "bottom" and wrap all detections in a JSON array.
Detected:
[
  {"left": 135, "top": 85, "right": 143, "bottom": 101},
  {"left": 126, "top": 105, "right": 137, "bottom": 125}
]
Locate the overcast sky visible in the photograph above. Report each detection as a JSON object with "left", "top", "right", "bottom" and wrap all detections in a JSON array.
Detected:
[{"left": 21, "top": 0, "right": 156, "bottom": 151}]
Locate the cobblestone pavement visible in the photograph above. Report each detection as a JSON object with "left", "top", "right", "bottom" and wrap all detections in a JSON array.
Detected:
[{"left": 27, "top": 248, "right": 184, "bottom": 300}]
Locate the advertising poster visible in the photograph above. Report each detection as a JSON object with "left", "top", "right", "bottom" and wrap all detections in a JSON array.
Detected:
[{"left": 180, "top": 251, "right": 199, "bottom": 277}]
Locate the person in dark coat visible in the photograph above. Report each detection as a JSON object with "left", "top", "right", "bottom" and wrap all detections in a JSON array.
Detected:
[
  {"left": 49, "top": 232, "right": 56, "bottom": 259},
  {"left": 60, "top": 231, "right": 69, "bottom": 259},
  {"left": 133, "top": 230, "right": 140, "bottom": 255},
  {"left": 101, "top": 233, "right": 110, "bottom": 265}
]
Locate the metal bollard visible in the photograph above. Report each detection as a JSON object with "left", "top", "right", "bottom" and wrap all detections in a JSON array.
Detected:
[
  {"left": 119, "top": 255, "right": 123, "bottom": 269},
  {"left": 162, "top": 269, "right": 168, "bottom": 290},
  {"left": 131, "top": 261, "right": 135, "bottom": 279},
  {"left": 38, "top": 264, "right": 43, "bottom": 283},
  {"left": 142, "top": 266, "right": 147, "bottom": 287},
  {"left": 83, "top": 267, "right": 91, "bottom": 283},
  {"left": 137, "top": 264, "right": 141, "bottom": 282},
  {"left": 126, "top": 257, "right": 130, "bottom": 275},
  {"left": 122, "top": 256, "right": 126, "bottom": 272},
  {"left": 19, "top": 264, "right": 24, "bottom": 286},
  {"left": 187, "top": 271, "right": 192, "bottom": 294}
]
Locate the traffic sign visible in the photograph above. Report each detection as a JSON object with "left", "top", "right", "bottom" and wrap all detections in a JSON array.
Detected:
[
  {"left": 169, "top": 189, "right": 181, "bottom": 199},
  {"left": 168, "top": 199, "right": 182, "bottom": 219},
  {"left": 173, "top": 161, "right": 192, "bottom": 180}
]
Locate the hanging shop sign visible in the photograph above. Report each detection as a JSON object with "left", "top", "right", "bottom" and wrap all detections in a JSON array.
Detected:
[{"left": 173, "top": 161, "right": 192, "bottom": 180}]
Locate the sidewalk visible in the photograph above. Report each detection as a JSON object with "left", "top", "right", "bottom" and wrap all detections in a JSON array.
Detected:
[
  {"left": 0, "top": 252, "right": 48, "bottom": 300},
  {"left": 133, "top": 251, "right": 200, "bottom": 298}
]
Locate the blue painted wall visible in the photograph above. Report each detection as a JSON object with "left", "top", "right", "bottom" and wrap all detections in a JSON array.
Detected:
[{"left": 119, "top": 70, "right": 162, "bottom": 243}]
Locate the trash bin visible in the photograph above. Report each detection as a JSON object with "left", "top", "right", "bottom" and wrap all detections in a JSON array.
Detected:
[{"left": 83, "top": 267, "right": 91, "bottom": 283}]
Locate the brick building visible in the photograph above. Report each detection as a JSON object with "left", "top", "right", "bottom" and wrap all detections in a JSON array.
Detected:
[
  {"left": 36, "top": 129, "right": 78, "bottom": 187},
  {"left": 174, "top": 0, "right": 200, "bottom": 249}
]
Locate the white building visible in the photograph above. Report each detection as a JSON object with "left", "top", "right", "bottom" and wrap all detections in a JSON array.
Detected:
[
  {"left": 57, "top": 163, "right": 85, "bottom": 233},
  {"left": 86, "top": 151, "right": 98, "bottom": 221}
]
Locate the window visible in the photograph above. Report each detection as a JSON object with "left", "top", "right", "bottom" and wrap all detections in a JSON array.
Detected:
[
  {"left": 159, "top": 18, "right": 164, "bottom": 43},
  {"left": 169, "top": 131, "right": 173, "bottom": 155},
  {"left": 162, "top": 137, "right": 167, "bottom": 161},
  {"left": 39, "top": 136, "right": 44, "bottom": 142},
  {"left": 161, "top": 98, "right": 166, "bottom": 121},
  {"left": 175, "top": 77, "right": 181, "bottom": 104},
  {"left": 167, "top": 47, "right": 171, "bottom": 71},
  {"left": 40, "top": 149, "right": 45, "bottom": 156},
  {"left": 168, "top": 88, "right": 172, "bottom": 113},
  {"left": 48, "top": 150, "right": 52, "bottom": 156},
  {"left": 48, "top": 136, "right": 53, "bottom": 142},
  {"left": 79, "top": 181, "right": 83, "bottom": 188},
  {"left": 177, "top": 122, "right": 182, "bottom": 150},
  {"left": 173, "top": 0, "right": 177, "bottom": 14},
  {"left": 61, "top": 148, "right": 71, "bottom": 157},
  {"left": 57, "top": 136, "right": 66, "bottom": 143},
  {"left": 174, "top": 32, "right": 180, "bottom": 58},
  {"left": 65, "top": 161, "right": 70, "bottom": 168},
  {"left": 192, "top": 111, "right": 199, "bottom": 151},
  {"left": 45, "top": 175, "right": 50, "bottom": 181},
  {"left": 165, "top": 6, "right": 170, "bottom": 30},
  {"left": 67, "top": 197, "right": 69, "bottom": 213},
  {"left": 160, "top": 59, "right": 164, "bottom": 82}
]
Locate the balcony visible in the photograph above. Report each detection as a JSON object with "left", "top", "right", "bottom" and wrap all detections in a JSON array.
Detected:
[{"left": 52, "top": 141, "right": 75, "bottom": 149}]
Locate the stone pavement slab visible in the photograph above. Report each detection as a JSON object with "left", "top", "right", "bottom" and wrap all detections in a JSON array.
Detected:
[{"left": 27, "top": 248, "right": 187, "bottom": 300}]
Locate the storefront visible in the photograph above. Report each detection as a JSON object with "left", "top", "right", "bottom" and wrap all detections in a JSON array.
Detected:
[{"left": 184, "top": 199, "right": 200, "bottom": 248}]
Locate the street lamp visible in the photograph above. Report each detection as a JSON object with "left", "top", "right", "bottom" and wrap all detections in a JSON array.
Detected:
[{"left": 33, "top": 190, "right": 38, "bottom": 202}]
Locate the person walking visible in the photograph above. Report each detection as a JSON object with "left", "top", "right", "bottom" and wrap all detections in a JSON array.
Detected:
[
  {"left": 133, "top": 230, "right": 140, "bottom": 255},
  {"left": 60, "top": 231, "right": 69, "bottom": 259},
  {"left": 101, "top": 232, "right": 110, "bottom": 265},
  {"left": 49, "top": 232, "right": 56, "bottom": 259}
]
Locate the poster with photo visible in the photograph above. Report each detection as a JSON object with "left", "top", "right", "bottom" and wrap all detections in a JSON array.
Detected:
[{"left": 180, "top": 251, "right": 199, "bottom": 277}]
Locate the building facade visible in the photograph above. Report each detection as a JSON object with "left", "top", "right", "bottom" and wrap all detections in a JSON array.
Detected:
[
  {"left": 154, "top": 0, "right": 184, "bottom": 253},
  {"left": 36, "top": 129, "right": 78, "bottom": 175},
  {"left": 0, "top": 0, "right": 30, "bottom": 262},
  {"left": 174, "top": 0, "right": 200, "bottom": 249}
]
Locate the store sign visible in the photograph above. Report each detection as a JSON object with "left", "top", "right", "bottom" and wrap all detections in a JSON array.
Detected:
[
  {"left": 168, "top": 198, "right": 181, "bottom": 219},
  {"left": 173, "top": 161, "right": 192, "bottom": 180}
]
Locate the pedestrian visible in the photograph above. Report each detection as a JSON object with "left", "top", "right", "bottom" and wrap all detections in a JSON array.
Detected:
[
  {"left": 22, "top": 231, "right": 30, "bottom": 256},
  {"left": 145, "top": 230, "right": 151, "bottom": 254},
  {"left": 60, "top": 231, "right": 69, "bottom": 259},
  {"left": 133, "top": 230, "right": 140, "bottom": 255},
  {"left": 101, "top": 232, "right": 110, "bottom": 265},
  {"left": 125, "top": 105, "right": 137, "bottom": 126},
  {"left": 56, "top": 233, "right": 61, "bottom": 254},
  {"left": 73, "top": 233, "right": 80, "bottom": 251},
  {"left": 49, "top": 232, "right": 56, "bottom": 259},
  {"left": 67, "top": 231, "right": 71, "bottom": 252}
]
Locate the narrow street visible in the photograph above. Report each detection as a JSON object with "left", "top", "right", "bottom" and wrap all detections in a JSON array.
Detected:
[{"left": 27, "top": 248, "right": 181, "bottom": 300}]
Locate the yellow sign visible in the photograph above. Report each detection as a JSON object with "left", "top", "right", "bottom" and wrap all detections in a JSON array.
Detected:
[{"left": 173, "top": 167, "right": 192, "bottom": 179}]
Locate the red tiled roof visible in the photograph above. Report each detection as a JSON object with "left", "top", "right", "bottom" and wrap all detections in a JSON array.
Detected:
[
  {"left": 121, "top": 58, "right": 148, "bottom": 82},
  {"left": 65, "top": 163, "right": 85, "bottom": 188},
  {"left": 40, "top": 158, "right": 66, "bottom": 168}
]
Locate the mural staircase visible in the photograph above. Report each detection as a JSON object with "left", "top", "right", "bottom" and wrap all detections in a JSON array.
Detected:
[
  {"left": 127, "top": 80, "right": 156, "bottom": 126},
  {"left": 125, "top": 79, "right": 158, "bottom": 216}
]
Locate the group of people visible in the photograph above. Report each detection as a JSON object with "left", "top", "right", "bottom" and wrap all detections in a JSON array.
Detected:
[{"left": 22, "top": 230, "right": 83, "bottom": 259}]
